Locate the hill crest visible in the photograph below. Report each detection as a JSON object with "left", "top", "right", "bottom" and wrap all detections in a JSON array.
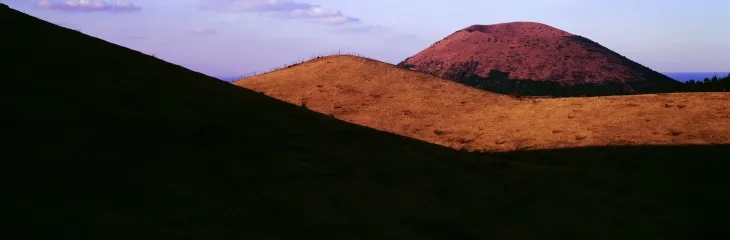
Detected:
[
  {"left": 235, "top": 54, "right": 510, "bottom": 106},
  {"left": 399, "top": 22, "right": 678, "bottom": 95},
  {"left": 462, "top": 22, "right": 573, "bottom": 37}
]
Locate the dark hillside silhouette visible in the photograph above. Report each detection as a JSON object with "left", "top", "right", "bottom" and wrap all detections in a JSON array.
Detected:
[{"left": 3, "top": 4, "right": 729, "bottom": 239}]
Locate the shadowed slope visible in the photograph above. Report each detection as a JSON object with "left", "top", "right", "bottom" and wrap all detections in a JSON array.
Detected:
[
  {"left": 237, "top": 56, "right": 730, "bottom": 152},
  {"left": 3, "top": 4, "right": 730, "bottom": 240},
  {"left": 399, "top": 22, "right": 679, "bottom": 95}
]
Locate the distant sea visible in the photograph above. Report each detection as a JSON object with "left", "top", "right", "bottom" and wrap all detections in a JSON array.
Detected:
[{"left": 662, "top": 72, "right": 730, "bottom": 82}]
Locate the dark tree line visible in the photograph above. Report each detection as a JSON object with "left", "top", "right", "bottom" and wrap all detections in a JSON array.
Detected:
[
  {"left": 458, "top": 70, "right": 629, "bottom": 97},
  {"left": 679, "top": 74, "right": 730, "bottom": 92},
  {"left": 448, "top": 69, "right": 730, "bottom": 98},
  {"left": 398, "top": 61, "right": 730, "bottom": 97}
]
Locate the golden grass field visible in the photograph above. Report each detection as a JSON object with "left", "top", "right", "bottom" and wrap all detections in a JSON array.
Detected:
[{"left": 236, "top": 55, "right": 730, "bottom": 152}]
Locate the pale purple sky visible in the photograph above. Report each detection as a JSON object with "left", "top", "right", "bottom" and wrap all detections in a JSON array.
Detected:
[{"left": 4, "top": 0, "right": 729, "bottom": 78}]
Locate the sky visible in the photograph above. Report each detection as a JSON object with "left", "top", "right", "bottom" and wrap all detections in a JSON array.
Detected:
[{"left": 3, "top": 0, "right": 729, "bottom": 78}]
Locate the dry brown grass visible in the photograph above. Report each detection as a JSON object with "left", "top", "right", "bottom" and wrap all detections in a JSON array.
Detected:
[{"left": 235, "top": 55, "right": 730, "bottom": 152}]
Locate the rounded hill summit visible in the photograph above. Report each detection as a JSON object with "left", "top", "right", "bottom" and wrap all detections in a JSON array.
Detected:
[{"left": 399, "top": 22, "right": 677, "bottom": 94}]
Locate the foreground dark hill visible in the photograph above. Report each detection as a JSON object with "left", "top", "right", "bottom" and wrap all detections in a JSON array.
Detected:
[
  {"left": 3, "top": 4, "right": 730, "bottom": 239},
  {"left": 399, "top": 22, "right": 680, "bottom": 96}
]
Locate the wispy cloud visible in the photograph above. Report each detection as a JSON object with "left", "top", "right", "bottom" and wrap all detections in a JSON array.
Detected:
[
  {"left": 188, "top": 28, "right": 218, "bottom": 36},
  {"left": 36, "top": 0, "right": 141, "bottom": 12},
  {"left": 200, "top": 0, "right": 359, "bottom": 25}
]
